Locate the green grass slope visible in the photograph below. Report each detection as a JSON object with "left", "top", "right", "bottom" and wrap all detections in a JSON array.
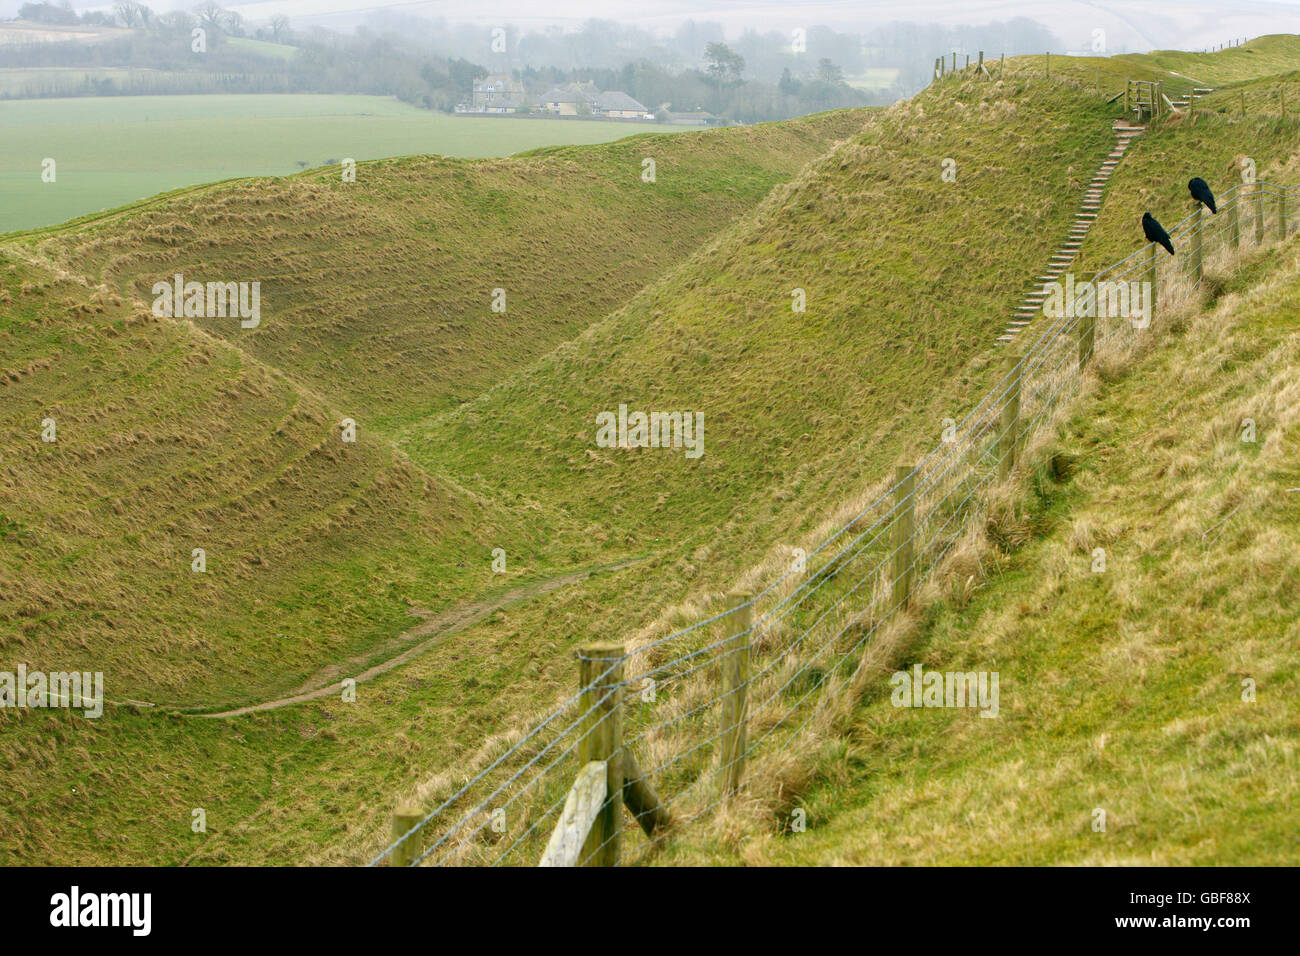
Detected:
[
  {"left": 1122, "top": 34, "right": 1300, "bottom": 88},
  {"left": 21, "top": 111, "right": 866, "bottom": 432},
  {"left": 0, "top": 256, "right": 502, "bottom": 708},
  {"left": 398, "top": 75, "right": 1119, "bottom": 602},
  {"left": 661, "top": 237, "right": 1300, "bottom": 865},
  {"left": 1006, "top": 35, "right": 1300, "bottom": 103},
  {"left": 0, "top": 112, "right": 861, "bottom": 709}
]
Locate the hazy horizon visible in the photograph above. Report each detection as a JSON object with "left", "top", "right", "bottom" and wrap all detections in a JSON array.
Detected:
[{"left": 7, "top": 0, "right": 1300, "bottom": 54}]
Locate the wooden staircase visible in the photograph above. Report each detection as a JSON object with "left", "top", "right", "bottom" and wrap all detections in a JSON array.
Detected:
[{"left": 997, "top": 120, "right": 1145, "bottom": 344}]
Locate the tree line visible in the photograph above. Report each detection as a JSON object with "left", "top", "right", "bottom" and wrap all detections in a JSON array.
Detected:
[{"left": 5, "top": 4, "right": 1058, "bottom": 121}]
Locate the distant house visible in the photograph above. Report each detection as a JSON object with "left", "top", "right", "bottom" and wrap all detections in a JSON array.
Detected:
[
  {"left": 540, "top": 86, "right": 583, "bottom": 115},
  {"left": 540, "top": 82, "right": 599, "bottom": 115},
  {"left": 538, "top": 83, "right": 650, "bottom": 119},
  {"left": 472, "top": 74, "right": 526, "bottom": 113},
  {"left": 593, "top": 91, "right": 652, "bottom": 119}
]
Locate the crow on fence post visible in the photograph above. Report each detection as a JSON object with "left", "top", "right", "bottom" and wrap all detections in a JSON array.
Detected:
[
  {"left": 1189, "top": 177, "right": 1218, "bottom": 214},
  {"left": 1142, "top": 212, "right": 1176, "bottom": 255}
]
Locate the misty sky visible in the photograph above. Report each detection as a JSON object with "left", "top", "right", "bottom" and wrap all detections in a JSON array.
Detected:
[{"left": 7, "top": 0, "right": 1300, "bottom": 53}]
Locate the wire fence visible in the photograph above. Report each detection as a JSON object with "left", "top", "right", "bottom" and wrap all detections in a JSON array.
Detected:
[{"left": 369, "top": 176, "right": 1296, "bottom": 868}]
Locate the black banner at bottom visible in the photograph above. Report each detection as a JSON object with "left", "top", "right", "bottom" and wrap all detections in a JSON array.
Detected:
[{"left": 0, "top": 865, "right": 1278, "bottom": 943}]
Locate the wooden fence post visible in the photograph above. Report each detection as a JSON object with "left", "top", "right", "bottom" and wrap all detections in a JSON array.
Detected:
[
  {"left": 719, "top": 591, "right": 752, "bottom": 797},
  {"left": 1078, "top": 274, "right": 1096, "bottom": 369},
  {"left": 622, "top": 750, "right": 669, "bottom": 837},
  {"left": 577, "top": 642, "right": 625, "bottom": 867},
  {"left": 538, "top": 762, "right": 607, "bottom": 867},
  {"left": 952, "top": 52, "right": 957, "bottom": 72},
  {"left": 892, "top": 465, "right": 917, "bottom": 608},
  {"left": 1255, "top": 181, "right": 1266, "bottom": 244},
  {"left": 1148, "top": 242, "right": 1159, "bottom": 318},
  {"left": 1280, "top": 188, "right": 1290, "bottom": 240},
  {"left": 1045, "top": 52, "right": 1050, "bottom": 78},
  {"left": 998, "top": 357, "right": 1021, "bottom": 479},
  {"left": 1229, "top": 191, "right": 1241, "bottom": 248},
  {"left": 1000, "top": 53, "right": 1005, "bottom": 77},
  {"left": 1190, "top": 205, "right": 1203, "bottom": 281},
  {"left": 390, "top": 802, "right": 422, "bottom": 867},
  {"left": 1124, "top": 80, "right": 1131, "bottom": 115}
]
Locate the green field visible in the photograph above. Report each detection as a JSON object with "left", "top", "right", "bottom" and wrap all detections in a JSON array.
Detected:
[
  {"left": 844, "top": 67, "right": 902, "bottom": 90},
  {"left": 0, "top": 93, "right": 682, "bottom": 233}
]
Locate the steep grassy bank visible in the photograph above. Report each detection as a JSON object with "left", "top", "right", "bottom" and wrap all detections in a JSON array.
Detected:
[
  {"left": 659, "top": 237, "right": 1300, "bottom": 865},
  {"left": 0, "top": 256, "right": 505, "bottom": 707},
  {"left": 399, "top": 74, "right": 1120, "bottom": 611}
]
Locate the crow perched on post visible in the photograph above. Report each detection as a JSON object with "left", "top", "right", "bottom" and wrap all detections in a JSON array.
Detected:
[
  {"left": 1142, "top": 212, "right": 1175, "bottom": 255},
  {"left": 1188, "top": 177, "right": 1217, "bottom": 214}
]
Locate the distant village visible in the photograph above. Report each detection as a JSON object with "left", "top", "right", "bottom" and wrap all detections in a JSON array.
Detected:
[{"left": 456, "top": 75, "right": 725, "bottom": 125}]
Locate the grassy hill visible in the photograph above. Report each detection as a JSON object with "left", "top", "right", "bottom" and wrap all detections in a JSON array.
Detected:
[
  {"left": 1, "top": 111, "right": 862, "bottom": 708},
  {"left": 398, "top": 75, "right": 1118, "bottom": 591},
  {"left": 1007, "top": 34, "right": 1300, "bottom": 94},
  {"left": 20, "top": 110, "right": 865, "bottom": 431},
  {"left": 1122, "top": 34, "right": 1300, "bottom": 87},
  {"left": 2, "top": 37, "right": 1298, "bottom": 867},
  {"left": 658, "top": 235, "right": 1300, "bottom": 865}
]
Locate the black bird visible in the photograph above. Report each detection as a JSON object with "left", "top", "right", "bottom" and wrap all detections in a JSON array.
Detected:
[
  {"left": 1142, "top": 212, "right": 1175, "bottom": 256},
  {"left": 1188, "top": 177, "right": 1217, "bottom": 214}
]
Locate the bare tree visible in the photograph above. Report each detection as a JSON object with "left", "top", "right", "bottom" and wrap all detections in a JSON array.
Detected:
[
  {"left": 192, "top": 2, "right": 223, "bottom": 33},
  {"left": 221, "top": 9, "right": 244, "bottom": 37},
  {"left": 269, "top": 14, "right": 291, "bottom": 44},
  {"left": 112, "top": 0, "right": 151, "bottom": 29}
]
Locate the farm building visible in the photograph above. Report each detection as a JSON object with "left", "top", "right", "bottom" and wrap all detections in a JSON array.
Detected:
[
  {"left": 472, "top": 74, "right": 527, "bottom": 112},
  {"left": 539, "top": 83, "right": 650, "bottom": 119},
  {"left": 593, "top": 91, "right": 653, "bottom": 119}
]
